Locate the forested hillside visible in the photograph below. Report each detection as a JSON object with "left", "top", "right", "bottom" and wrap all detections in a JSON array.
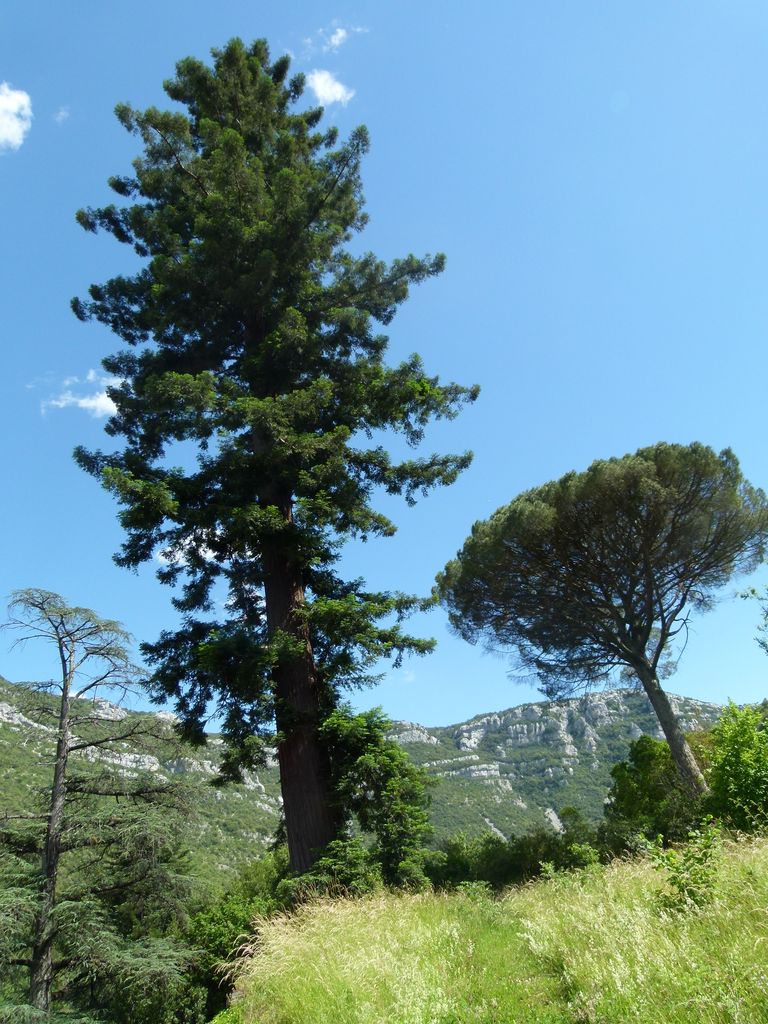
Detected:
[
  {"left": 0, "top": 676, "right": 720, "bottom": 877},
  {"left": 391, "top": 689, "right": 720, "bottom": 839},
  {"left": 0, "top": 676, "right": 281, "bottom": 883}
]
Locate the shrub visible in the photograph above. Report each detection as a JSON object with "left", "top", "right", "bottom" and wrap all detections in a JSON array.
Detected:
[
  {"left": 707, "top": 702, "right": 768, "bottom": 830},
  {"left": 184, "top": 850, "right": 287, "bottom": 1018},
  {"left": 424, "top": 812, "right": 600, "bottom": 891},
  {"left": 275, "top": 838, "right": 384, "bottom": 905},
  {"left": 649, "top": 818, "right": 722, "bottom": 911},
  {"left": 600, "top": 734, "right": 707, "bottom": 850}
]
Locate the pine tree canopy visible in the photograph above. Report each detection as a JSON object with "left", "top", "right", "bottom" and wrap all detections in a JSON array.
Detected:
[
  {"left": 73, "top": 38, "right": 477, "bottom": 870},
  {"left": 436, "top": 442, "right": 768, "bottom": 796},
  {"left": 437, "top": 443, "right": 767, "bottom": 687}
]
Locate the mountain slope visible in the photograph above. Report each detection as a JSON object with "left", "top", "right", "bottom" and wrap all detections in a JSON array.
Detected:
[
  {"left": 388, "top": 688, "right": 720, "bottom": 838},
  {"left": 0, "top": 677, "right": 282, "bottom": 881},
  {"left": 0, "top": 677, "right": 720, "bottom": 876}
]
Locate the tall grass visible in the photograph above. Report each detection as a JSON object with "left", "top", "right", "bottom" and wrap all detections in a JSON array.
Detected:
[
  {"left": 517, "top": 837, "right": 768, "bottom": 1023},
  {"left": 229, "top": 837, "right": 768, "bottom": 1024}
]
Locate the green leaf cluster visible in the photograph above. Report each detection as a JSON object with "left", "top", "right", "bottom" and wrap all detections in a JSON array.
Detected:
[
  {"left": 708, "top": 702, "right": 768, "bottom": 830},
  {"left": 601, "top": 734, "right": 709, "bottom": 848},
  {"left": 319, "top": 707, "right": 434, "bottom": 886},
  {"left": 649, "top": 818, "right": 722, "bottom": 911}
]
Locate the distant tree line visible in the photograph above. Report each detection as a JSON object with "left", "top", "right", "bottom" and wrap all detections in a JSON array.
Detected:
[{"left": 422, "top": 700, "right": 768, "bottom": 894}]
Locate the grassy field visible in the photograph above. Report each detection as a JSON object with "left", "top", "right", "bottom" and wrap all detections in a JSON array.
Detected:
[{"left": 227, "top": 836, "right": 768, "bottom": 1024}]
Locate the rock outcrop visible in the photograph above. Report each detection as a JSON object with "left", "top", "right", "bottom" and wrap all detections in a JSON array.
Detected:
[{"left": 0, "top": 676, "right": 721, "bottom": 864}]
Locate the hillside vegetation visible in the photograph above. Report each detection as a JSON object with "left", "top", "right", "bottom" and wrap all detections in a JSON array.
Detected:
[
  {"left": 0, "top": 677, "right": 721, "bottom": 879},
  {"left": 227, "top": 835, "right": 768, "bottom": 1024},
  {"left": 0, "top": 677, "right": 282, "bottom": 884}
]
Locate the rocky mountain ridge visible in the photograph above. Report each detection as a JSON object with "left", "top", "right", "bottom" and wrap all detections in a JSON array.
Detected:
[
  {"left": 0, "top": 677, "right": 721, "bottom": 875},
  {"left": 385, "top": 689, "right": 721, "bottom": 837}
]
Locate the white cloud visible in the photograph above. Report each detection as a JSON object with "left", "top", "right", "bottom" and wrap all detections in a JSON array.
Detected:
[
  {"left": 42, "top": 370, "right": 120, "bottom": 419},
  {"left": 303, "top": 23, "right": 367, "bottom": 56},
  {"left": 45, "top": 390, "right": 117, "bottom": 418},
  {"left": 325, "top": 27, "right": 349, "bottom": 51},
  {"left": 54, "top": 106, "right": 70, "bottom": 124},
  {"left": 307, "top": 69, "right": 355, "bottom": 106},
  {"left": 0, "top": 82, "right": 32, "bottom": 151}
]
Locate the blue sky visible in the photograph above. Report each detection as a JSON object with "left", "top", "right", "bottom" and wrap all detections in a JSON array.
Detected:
[{"left": 2, "top": 1, "right": 768, "bottom": 726}]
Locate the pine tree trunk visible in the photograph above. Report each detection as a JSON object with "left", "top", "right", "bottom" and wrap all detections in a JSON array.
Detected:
[
  {"left": 29, "top": 656, "right": 72, "bottom": 1011},
  {"left": 636, "top": 666, "right": 709, "bottom": 798},
  {"left": 261, "top": 505, "right": 337, "bottom": 874}
]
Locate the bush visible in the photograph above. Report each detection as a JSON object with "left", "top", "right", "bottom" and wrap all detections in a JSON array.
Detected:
[
  {"left": 184, "top": 850, "right": 287, "bottom": 1018},
  {"left": 424, "top": 811, "right": 600, "bottom": 891},
  {"left": 275, "top": 838, "right": 384, "bottom": 905},
  {"left": 707, "top": 702, "right": 768, "bottom": 830},
  {"left": 649, "top": 818, "right": 722, "bottom": 911},
  {"left": 600, "top": 734, "right": 707, "bottom": 850}
]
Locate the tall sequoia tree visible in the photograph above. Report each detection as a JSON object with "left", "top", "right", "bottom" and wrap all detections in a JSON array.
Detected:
[
  {"left": 73, "top": 39, "right": 477, "bottom": 872},
  {"left": 437, "top": 443, "right": 768, "bottom": 798}
]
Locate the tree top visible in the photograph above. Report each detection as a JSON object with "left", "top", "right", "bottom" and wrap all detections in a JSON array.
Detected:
[{"left": 437, "top": 442, "right": 768, "bottom": 692}]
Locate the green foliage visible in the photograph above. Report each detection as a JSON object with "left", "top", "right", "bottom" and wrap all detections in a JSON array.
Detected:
[
  {"left": 184, "top": 850, "right": 286, "bottom": 1018},
  {"left": 0, "top": 593, "right": 201, "bottom": 1023},
  {"left": 73, "top": 36, "right": 477, "bottom": 868},
  {"left": 276, "top": 838, "right": 384, "bottom": 904},
  {"left": 649, "top": 818, "right": 722, "bottom": 911},
  {"left": 1, "top": 677, "right": 723, "bottom": 874},
  {"left": 230, "top": 837, "right": 768, "bottom": 1023},
  {"left": 437, "top": 442, "right": 767, "bottom": 792},
  {"left": 273, "top": 708, "right": 433, "bottom": 900},
  {"left": 70, "top": 937, "right": 204, "bottom": 1024},
  {"left": 601, "top": 706, "right": 768, "bottom": 853},
  {"left": 0, "top": 676, "right": 284, "bottom": 890},
  {"left": 187, "top": 848, "right": 285, "bottom": 969},
  {"left": 209, "top": 1010, "right": 243, "bottom": 1024},
  {"left": 566, "top": 841, "right": 600, "bottom": 867},
  {"left": 438, "top": 443, "right": 767, "bottom": 692},
  {"left": 0, "top": 779, "right": 201, "bottom": 1022},
  {"left": 424, "top": 810, "right": 600, "bottom": 891},
  {"left": 320, "top": 707, "right": 433, "bottom": 886},
  {"left": 708, "top": 702, "right": 768, "bottom": 830},
  {"left": 0, "top": 1004, "right": 102, "bottom": 1024},
  {"left": 601, "top": 734, "right": 707, "bottom": 848}
]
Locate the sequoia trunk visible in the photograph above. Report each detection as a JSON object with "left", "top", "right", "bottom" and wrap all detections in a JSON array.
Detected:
[{"left": 261, "top": 512, "right": 337, "bottom": 874}]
